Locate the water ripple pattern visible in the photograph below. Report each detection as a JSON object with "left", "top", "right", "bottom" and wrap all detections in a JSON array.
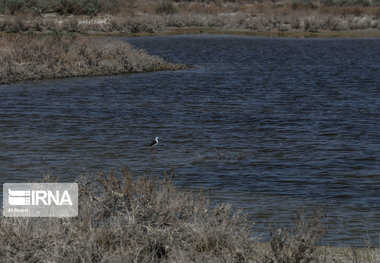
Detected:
[{"left": 1, "top": 35, "right": 379, "bottom": 246}]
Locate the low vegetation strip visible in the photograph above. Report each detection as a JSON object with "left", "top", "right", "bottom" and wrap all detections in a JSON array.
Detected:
[
  {"left": 0, "top": 34, "right": 186, "bottom": 84},
  {"left": 1, "top": 11, "right": 380, "bottom": 36},
  {"left": 0, "top": 0, "right": 380, "bottom": 35},
  {"left": 0, "top": 169, "right": 378, "bottom": 262}
]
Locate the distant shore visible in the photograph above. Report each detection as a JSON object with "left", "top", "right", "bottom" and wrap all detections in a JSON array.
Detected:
[
  {"left": 1, "top": 12, "right": 380, "bottom": 38},
  {"left": 1, "top": 26, "right": 378, "bottom": 85},
  {"left": 1, "top": 0, "right": 380, "bottom": 38},
  {"left": 1, "top": 0, "right": 380, "bottom": 83}
]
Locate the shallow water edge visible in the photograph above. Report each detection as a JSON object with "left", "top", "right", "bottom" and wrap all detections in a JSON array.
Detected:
[{"left": 97, "top": 27, "right": 380, "bottom": 38}]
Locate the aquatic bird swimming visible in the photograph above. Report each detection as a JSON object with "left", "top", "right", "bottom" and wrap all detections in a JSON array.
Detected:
[{"left": 148, "top": 137, "right": 159, "bottom": 147}]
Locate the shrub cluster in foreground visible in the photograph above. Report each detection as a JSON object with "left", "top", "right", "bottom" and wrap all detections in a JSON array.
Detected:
[
  {"left": 0, "top": 169, "right": 378, "bottom": 262},
  {"left": 0, "top": 34, "right": 186, "bottom": 84},
  {"left": 0, "top": 169, "right": 254, "bottom": 262}
]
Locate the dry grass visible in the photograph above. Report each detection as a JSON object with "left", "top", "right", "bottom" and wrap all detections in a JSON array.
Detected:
[
  {"left": 0, "top": 34, "right": 186, "bottom": 84},
  {"left": 0, "top": 1, "right": 380, "bottom": 35},
  {"left": 329, "top": 247, "right": 380, "bottom": 263},
  {"left": 265, "top": 208, "right": 325, "bottom": 263},
  {"left": 0, "top": 169, "right": 255, "bottom": 262},
  {"left": 0, "top": 168, "right": 378, "bottom": 262}
]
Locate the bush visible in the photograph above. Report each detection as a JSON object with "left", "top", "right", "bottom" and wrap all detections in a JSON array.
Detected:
[
  {"left": 322, "top": 0, "right": 372, "bottom": 6},
  {"left": 0, "top": 168, "right": 255, "bottom": 262},
  {"left": 265, "top": 208, "right": 325, "bottom": 263},
  {"left": 34, "top": 0, "right": 57, "bottom": 13},
  {"left": 3, "top": 0, "right": 24, "bottom": 14},
  {"left": 56, "top": 0, "right": 101, "bottom": 15},
  {"left": 156, "top": 0, "right": 177, "bottom": 14},
  {"left": 0, "top": 0, "right": 116, "bottom": 15}
]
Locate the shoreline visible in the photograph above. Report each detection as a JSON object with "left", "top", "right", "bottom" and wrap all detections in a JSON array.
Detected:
[
  {"left": 108, "top": 27, "right": 380, "bottom": 38},
  {"left": 1, "top": 5, "right": 380, "bottom": 85},
  {"left": 4, "top": 22, "right": 380, "bottom": 38},
  {"left": 1, "top": 27, "right": 378, "bottom": 85}
]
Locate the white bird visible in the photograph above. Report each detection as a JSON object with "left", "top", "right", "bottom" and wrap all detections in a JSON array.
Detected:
[{"left": 148, "top": 137, "right": 159, "bottom": 147}]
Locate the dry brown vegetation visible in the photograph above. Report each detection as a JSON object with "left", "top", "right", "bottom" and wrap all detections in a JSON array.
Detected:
[
  {"left": 265, "top": 208, "right": 325, "bottom": 263},
  {"left": 0, "top": 0, "right": 380, "bottom": 35},
  {"left": 0, "top": 34, "right": 186, "bottom": 84},
  {"left": 0, "top": 168, "right": 378, "bottom": 262},
  {"left": 0, "top": 169, "right": 255, "bottom": 262}
]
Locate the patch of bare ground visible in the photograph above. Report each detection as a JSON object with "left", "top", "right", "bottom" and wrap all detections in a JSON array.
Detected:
[{"left": 0, "top": 34, "right": 187, "bottom": 84}]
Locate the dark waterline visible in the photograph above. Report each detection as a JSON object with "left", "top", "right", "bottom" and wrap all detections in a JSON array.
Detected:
[{"left": 1, "top": 35, "right": 379, "bottom": 246}]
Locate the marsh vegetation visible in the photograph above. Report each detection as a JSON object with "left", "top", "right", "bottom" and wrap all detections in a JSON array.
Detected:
[
  {"left": 0, "top": 0, "right": 379, "bottom": 35},
  {"left": 0, "top": 34, "right": 186, "bottom": 84},
  {"left": 0, "top": 169, "right": 378, "bottom": 262}
]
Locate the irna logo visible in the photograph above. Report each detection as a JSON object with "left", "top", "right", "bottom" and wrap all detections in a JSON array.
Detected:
[
  {"left": 8, "top": 189, "right": 73, "bottom": 206},
  {"left": 3, "top": 183, "right": 78, "bottom": 217}
]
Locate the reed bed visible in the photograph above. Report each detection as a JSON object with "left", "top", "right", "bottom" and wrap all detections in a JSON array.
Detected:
[{"left": 0, "top": 34, "right": 186, "bottom": 84}]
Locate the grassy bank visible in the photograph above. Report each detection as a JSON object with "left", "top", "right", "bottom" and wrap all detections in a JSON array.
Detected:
[
  {"left": 0, "top": 0, "right": 380, "bottom": 36},
  {"left": 0, "top": 34, "right": 186, "bottom": 85},
  {"left": 0, "top": 169, "right": 378, "bottom": 262}
]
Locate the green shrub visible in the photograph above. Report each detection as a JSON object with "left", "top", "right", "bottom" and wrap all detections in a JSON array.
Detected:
[
  {"left": 100, "top": 0, "right": 122, "bottom": 13},
  {"left": 3, "top": 0, "right": 24, "bottom": 14},
  {"left": 156, "top": 0, "right": 177, "bottom": 14},
  {"left": 322, "top": 0, "right": 372, "bottom": 6},
  {"left": 34, "top": 0, "right": 56, "bottom": 12},
  {"left": 56, "top": 0, "right": 101, "bottom": 16},
  {"left": 0, "top": 0, "right": 123, "bottom": 15}
]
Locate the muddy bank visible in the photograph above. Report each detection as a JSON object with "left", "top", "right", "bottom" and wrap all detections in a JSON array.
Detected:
[{"left": 0, "top": 34, "right": 187, "bottom": 85}]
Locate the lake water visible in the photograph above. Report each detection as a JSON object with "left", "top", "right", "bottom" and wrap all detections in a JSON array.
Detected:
[{"left": 1, "top": 35, "right": 379, "bottom": 246}]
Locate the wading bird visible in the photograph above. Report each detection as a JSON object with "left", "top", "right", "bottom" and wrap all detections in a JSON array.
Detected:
[
  {"left": 149, "top": 137, "right": 159, "bottom": 147},
  {"left": 148, "top": 137, "right": 159, "bottom": 154}
]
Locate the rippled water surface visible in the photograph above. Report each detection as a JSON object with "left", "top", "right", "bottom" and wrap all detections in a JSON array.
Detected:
[{"left": 1, "top": 35, "right": 379, "bottom": 246}]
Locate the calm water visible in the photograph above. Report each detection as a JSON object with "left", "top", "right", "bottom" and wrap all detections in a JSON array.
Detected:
[{"left": 1, "top": 35, "right": 379, "bottom": 246}]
